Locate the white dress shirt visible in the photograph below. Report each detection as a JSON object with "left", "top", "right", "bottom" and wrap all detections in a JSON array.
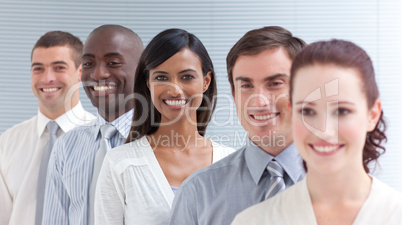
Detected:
[
  {"left": 0, "top": 102, "right": 94, "bottom": 225},
  {"left": 232, "top": 176, "right": 402, "bottom": 225},
  {"left": 94, "top": 136, "right": 235, "bottom": 225}
]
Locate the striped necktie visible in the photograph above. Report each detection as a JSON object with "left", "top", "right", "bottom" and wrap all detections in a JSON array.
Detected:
[
  {"left": 265, "top": 159, "right": 286, "bottom": 200},
  {"left": 88, "top": 124, "right": 118, "bottom": 225},
  {"left": 35, "top": 121, "right": 59, "bottom": 225}
]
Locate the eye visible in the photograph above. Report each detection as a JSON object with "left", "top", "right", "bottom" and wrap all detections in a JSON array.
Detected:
[
  {"left": 299, "top": 107, "right": 315, "bottom": 116},
  {"left": 55, "top": 66, "right": 67, "bottom": 71},
  {"left": 155, "top": 75, "right": 168, "bottom": 81},
  {"left": 182, "top": 75, "right": 195, "bottom": 80},
  {"left": 240, "top": 83, "right": 252, "bottom": 89},
  {"left": 268, "top": 80, "right": 285, "bottom": 90},
  {"left": 335, "top": 108, "right": 351, "bottom": 116},
  {"left": 270, "top": 81, "right": 283, "bottom": 87},
  {"left": 82, "top": 61, "right": 93, "bottom": 67},
  {"left": 32, "top": 67, "right": 43, "bottom": 72},
  {"left": 107, "top": 61, "right": 122, "bottom": 67}
]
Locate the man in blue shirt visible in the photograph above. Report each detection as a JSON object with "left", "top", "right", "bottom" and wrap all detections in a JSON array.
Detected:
[
  {"left": 42, "top": 25, "right": 143, "bottom": 225},
  {"left": 169, "top": 26, "right": 307, "bottom": 225}
]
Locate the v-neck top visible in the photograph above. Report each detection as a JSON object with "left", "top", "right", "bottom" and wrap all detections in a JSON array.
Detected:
[
  {"left": 94, "top": 136, "right": 235, "bottom": 225},
  {"left": 232, "top": 176, "right": 402, "bottom": 225}
]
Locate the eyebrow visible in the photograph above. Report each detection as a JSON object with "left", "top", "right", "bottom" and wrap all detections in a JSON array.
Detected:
[
  {"left": 152, "top": 71, "right": 168, "bottom": 75},
  {"left": 295, "top": 101, "right": 355, "bottom": 106},
  {"left": 235, "top": 73, "right": 288, "bottom": 82},
  {"left": 82, "top": 52, "right": 123, "bottom": 59},
  {"left": 104, "top": 52, "right": 123, "bottom": 58},
  {"left": 31, "top": 61, "right": 68, "bottom": 67},
  {"left": 334, "top": 101, "right": 355, "bottom": 106},
  {"left": 82, "top": 53, "right": 95, "bottom": 59},
  {"left": 152, "top": 69, "right": 197, "bottom": 75},
  {"left": 179, "top": 69, "right": 197, "bottom": 74},
  {"left": 295, "top": 101, "right": 316, "bottom": 106}
]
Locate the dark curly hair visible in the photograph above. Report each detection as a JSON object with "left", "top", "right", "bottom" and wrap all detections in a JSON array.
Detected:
[{"left": 290, "top": 39, "right": 387, "bottom": 173}]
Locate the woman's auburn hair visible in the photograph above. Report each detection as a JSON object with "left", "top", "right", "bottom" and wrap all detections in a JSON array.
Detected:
[{"left": 290, "top": 39, "right": 387, "bottom": 173}]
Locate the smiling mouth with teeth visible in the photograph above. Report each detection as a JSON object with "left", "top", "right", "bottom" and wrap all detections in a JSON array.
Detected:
[
  {"left": 252, "top": 113, "right": 279, "bottom": 121},
  {"left": 310, "top": 144, "right": 343, "bottom": 153},
  {"left": 164, "top": 99, "right": 187, "bottom": 107},
  {"left": 93, "top": 86, "right": 116, "bottom": 91},
  {"left": 42, "top": 88, "right": 59, "bottom": 92}
]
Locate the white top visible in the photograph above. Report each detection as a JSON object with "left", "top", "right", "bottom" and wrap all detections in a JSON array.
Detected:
[
  {"left": 232, "top": 176, "right": 402, "bottom": 225},
  {"left": 0, "top": 102, "right": 95, "bottom": 225},
  {"left": 95, "top": 136, "right": 235, "bottom": 225}
]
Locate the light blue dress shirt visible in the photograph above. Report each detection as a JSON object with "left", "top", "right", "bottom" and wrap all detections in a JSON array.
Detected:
[
  {"left": 169, "top": 138, "right": 305, "bottom": 225},
  {"left": 42, "top": 109, "right": 133, "bottom": 225}
]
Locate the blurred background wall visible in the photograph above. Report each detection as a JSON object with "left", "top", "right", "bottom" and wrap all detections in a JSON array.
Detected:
[{"left": 0, "top": 0, "right": 401, "bottom": 191}]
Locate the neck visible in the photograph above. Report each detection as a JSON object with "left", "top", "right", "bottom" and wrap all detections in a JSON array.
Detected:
[
  {"left": 40, "top": 99, "right": 78, "bottom": 120},
  {"left": 252, "top": 135, "right": 293, "bottom": 157},
  {"left": 99, "top": 107, "right": 132, "bottom": 122},
  {"left": 149, "top": 118, "right": 202, "bottom": 149},
  {"left": 307, "top": 165, "right": 371, "bottom": 205}
]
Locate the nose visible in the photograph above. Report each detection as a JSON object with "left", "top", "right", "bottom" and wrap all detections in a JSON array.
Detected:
[
  {"left": 43, "top": 69, "right": 56, "bottom": 84},
  {"left": 92, "top": 63, "right": 110, "bottom": 80},
  {"left": 306, "top": 112, "right": 338, "bottom": 144},
  {"left": 321, "top": 116, "right": 339, "bottom": 144},
  {"left": 166, "top": 80, "right": 183, "bottom": 97},
  {"left": 251, "top": 87, "right": 270, "bottom": 107}
]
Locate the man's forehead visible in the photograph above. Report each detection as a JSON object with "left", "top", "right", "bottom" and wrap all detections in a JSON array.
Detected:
[{"left": 31, "top": 46, "right": 73, "bottom": 63}]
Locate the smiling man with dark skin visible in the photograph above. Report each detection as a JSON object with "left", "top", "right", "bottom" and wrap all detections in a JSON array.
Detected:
[
  {"left": 82, "top": 26, "right": 139, "bottom": 121},
  {"left": 42, "top": 25, "right": 143, "bottom": 225}
]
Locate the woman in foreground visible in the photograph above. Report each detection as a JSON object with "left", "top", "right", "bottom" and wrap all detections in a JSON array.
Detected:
[
  {"left": 232, "top": 39, "right": 402, "bottom": 225},
  {"left": 94, "top": 28, "right": 234, "bottom": 225}
]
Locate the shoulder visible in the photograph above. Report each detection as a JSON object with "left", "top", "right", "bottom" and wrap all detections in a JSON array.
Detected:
[
  {"left": 354, "top": 177, "right": 402, "bottom": 224},
  {"left": 232, "top": 199, "right": 271, "bottom": 224},
  {"left": 52, "top": 121, "right": 98, "bottom": 156},
  {"left": 1, "top": 116, "right": 36, "bottom": 135},
  {"left": 104, "top": 138, "right": 151, "bottom": 167},
  {"left": 211, "top": 141, "right": 236, "bottom": 161},
  {"left": 371, "top": 177, "right": 402, "bottom": 206},
  {"left": 0, "top": 116, "right": 36, "bottom": 142},
  {"left": 233, "top": 179, "right": 308, "bottom": 225},
  {"left": 180, "top": 146, "right": 246, "bottom": 189},
  {"left": 59, "top": 120, "right": 97, "bottom": 140}
]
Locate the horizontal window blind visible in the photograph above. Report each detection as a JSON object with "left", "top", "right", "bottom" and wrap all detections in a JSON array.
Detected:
[{"left": 0, "top": 0, "right": 400, "bottom": 191}]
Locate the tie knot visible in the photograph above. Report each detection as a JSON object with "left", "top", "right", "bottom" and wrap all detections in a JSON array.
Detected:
[
  {"left": 100, "top": 124, "right": 117, "bottom": 140},
  {"left": 47, "top": 121, "right": 59, "bottom": 135},
  {"left": 267, "top": 160, "right": 284, "bottom": 178}
]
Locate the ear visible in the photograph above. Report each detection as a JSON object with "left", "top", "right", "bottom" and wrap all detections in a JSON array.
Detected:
[
  {"left": 77, "top": 64, "right": 82, "bottom": 82},
  {"left": 287, "top": 101, "right": 292, "bottom": 116},
  {"left": 203, "top": 71, "right": 212, "bottom": 93},
  {"left": 146, "top": 80, "right": 150, "bottom": 89},
  {"left": 231, "top": 86, "right": 235, "bottom": 99},
  {"left": 367, "top": 99, "right": 382, "bottom": 132}
]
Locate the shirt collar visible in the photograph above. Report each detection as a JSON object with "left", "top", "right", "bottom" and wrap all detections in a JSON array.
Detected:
[
  {"left": 275, "top": 143, "right": 305, "bottom": 184},
  {"left": 245, "top": 138, "right": 273, "bottom": 185},
  {"left": 36, "top": 101, "right": 87, "bottom": 138},
  {"left": 245, "top": 138, "right": 304, "bottom": 185},
  {"left": 94, "top": 108, "right": 134, "bottom": 140}
]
